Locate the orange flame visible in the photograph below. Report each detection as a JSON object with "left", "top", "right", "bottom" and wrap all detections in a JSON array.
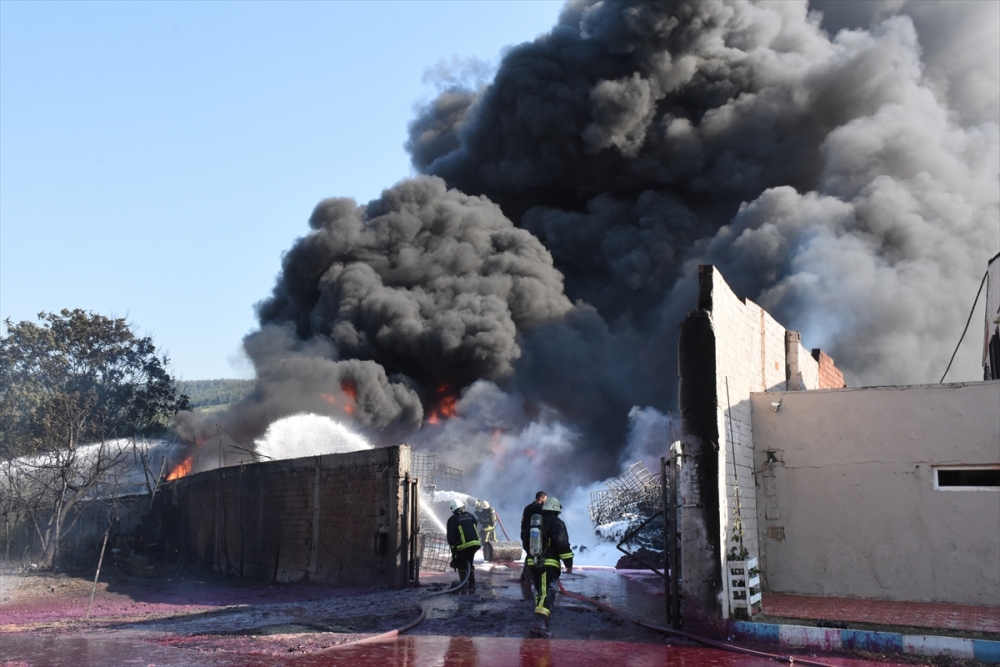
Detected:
[
  {"left": 426, "top": 383, "right": 458, "bottom": 424},
  {"left": 340, "top": 380, "right": 357, "bottom": 414},
  {"left": 320, "top": 383, "right": 357, "bottom": 414},
  {"left": 166, "top": 455, "right": 194, "bottom": 481}
]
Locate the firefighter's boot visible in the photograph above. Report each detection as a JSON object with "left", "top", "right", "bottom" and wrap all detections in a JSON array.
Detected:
[{"left": 529, "top": 614, "right": 551, "bottom": 638}]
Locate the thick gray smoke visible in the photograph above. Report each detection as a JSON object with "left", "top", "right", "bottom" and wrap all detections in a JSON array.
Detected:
[
  {"left": 409, "top": 0, "right": 999, "bottom": 388},
  {"left": 257, "top": 176, "right": 573, "bottom": 388},
  {"left": 178, "top": 0, "right": 998, "bottom": 488},
  {"left": 176, "top": 177, "right": 576, "bottom": 457}
]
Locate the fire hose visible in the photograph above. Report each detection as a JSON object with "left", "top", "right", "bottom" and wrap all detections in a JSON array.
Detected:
[
  {"left": 329, "top": 565, "right": 839, "bottom": 665},
  {"left": 556, "top": 575, "right": 838, "bottom": 667},
  {"left": 326, "top": 560, "right": 473, "bottom": 648},
  {"left": 493, "top": 509, "right": 512, "bottom": 541}
]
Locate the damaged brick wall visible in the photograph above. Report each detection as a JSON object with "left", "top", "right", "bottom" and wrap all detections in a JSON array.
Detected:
[{"left": 161, "top": 445, "right": 414, "bottom": 588}]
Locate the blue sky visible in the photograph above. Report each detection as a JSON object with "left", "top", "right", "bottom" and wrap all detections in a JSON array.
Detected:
[{"left": 0, "top": 0, "right": 564, "bottom": 381}]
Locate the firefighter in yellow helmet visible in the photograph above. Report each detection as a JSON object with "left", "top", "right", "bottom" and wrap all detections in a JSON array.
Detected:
[{"left": 474, "top": 500, "right": 497, "bottom": 543}]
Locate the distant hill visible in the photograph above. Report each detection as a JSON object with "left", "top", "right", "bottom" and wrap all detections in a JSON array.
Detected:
[{"left": 177, "top": 379, "right": 254, "bottom": 411}]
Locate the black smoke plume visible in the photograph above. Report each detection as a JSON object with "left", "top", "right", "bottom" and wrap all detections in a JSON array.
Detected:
[
  {"left": 409, "top": 0, "right": 998, "bottom": 387},
  {"left": 177, "top": 0, "right": 998, "bottom": 488}
]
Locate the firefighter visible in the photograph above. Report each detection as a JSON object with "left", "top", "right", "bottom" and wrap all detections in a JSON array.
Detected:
[
  {"left": 520, "top": 490, "right": 546, "bottom": 580},
  {"left": 529, "top": 496, "right": 574, "bottom": 638},
  {"left": 446, "top": 499, "right": 481, "bottom": 594},
  {"left": 474, "top": 500, "right": 497, "bottom": 543}
]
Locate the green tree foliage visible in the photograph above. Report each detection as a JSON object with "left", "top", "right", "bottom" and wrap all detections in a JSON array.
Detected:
[
  {"left": 0, "top": 310, "right": 189, "bottom": 568},
  {"left": 0, "top": 309, "right": 190, "bottom": 459},
  {"left": 177, "top": 379, "right": 254, "bottom": 410}
]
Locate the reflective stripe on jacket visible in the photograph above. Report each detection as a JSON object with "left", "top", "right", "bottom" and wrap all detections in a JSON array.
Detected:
[{"left": 447, "top": 509, "right": 481, "bottom": 552}]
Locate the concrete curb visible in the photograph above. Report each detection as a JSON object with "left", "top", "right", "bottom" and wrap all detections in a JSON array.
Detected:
[{"left": 729, "top": 620, "right": 1000, "bottom": 663}]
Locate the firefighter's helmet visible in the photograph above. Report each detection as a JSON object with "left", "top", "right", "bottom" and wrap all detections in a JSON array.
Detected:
[
  {"left": 450, "top": 499, "right": 465, "bottom": 513},
  {"left": 542, "top": 497, "right": 562, "bottom": 513},
  {"left": 480, "top": 500, "right": 490, "bottom": 509}
]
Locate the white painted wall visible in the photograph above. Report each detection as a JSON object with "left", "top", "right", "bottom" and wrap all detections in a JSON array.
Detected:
[
  {"left": 706, "top": 267, "right": 825, "bottom": 615},
  {"left": 750, "top": 382, "right": 1000, "bottom": 605}
]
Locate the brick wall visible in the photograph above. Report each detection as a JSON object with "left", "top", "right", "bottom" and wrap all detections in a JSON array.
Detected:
[
  {"left": 165, "top": 445, "right": 416, "bottom": 588},
  {"left": 812, "top": 349, "right": 846, "bottom": 388},
  {"left": 786, "top": 332, "right": 819, "bottom": 390}
]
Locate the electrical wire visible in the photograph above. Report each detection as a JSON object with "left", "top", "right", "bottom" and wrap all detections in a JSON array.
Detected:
[{"left": 940, "top": 269, "right": 989, "bottom": 383}]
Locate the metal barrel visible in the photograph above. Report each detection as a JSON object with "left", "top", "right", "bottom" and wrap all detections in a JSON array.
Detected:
[{"left": 482, "top": 541, "right": 523, "bottom": 562}]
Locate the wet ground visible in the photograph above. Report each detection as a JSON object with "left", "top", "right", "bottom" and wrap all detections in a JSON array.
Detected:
[
  {"left": 1, "top": 633, "right": 929, "bottom": 667},
  {"left": 0, "top": 565, "right": 939, "bottom": 667}
]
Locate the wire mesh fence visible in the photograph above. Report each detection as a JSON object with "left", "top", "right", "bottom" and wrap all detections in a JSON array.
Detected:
[
  {"left": 410, "top": 452, "right": 463, "bottom": 502},
  {"left": 438, "top": 466, "right": 462, "bottom": 487},
  {"left": 411, "top": 450, "right": 465, "bottom": 575},
  {"left": 587, "top": 462, "right": 661, "bottom": 526},
  {"left": 410, "top": 451, "right": 439, "bottom": 499},
  {"left": 420, "top": 531, "right": 451, "bottom": 573}
]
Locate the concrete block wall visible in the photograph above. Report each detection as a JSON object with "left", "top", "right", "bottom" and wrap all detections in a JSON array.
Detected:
[
  {"left": 707, "top": 268, "right": 787, "bottom": 584},
  {"left": 171, "top": 445, "right": 413, "bottom": 588},
  {"left": 787, "top": 332, "right": 820, "bottom": 391},
  {"left": 679, "top": 266, "right": 844, "bottom": 622}
]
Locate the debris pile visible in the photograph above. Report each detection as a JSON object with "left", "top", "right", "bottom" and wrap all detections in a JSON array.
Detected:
[{"left": 588, "top": 462, "right": 663, "bottom": 557}]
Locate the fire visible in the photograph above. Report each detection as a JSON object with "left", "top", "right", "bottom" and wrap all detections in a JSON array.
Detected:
[
  {"left": 426, "top": 383, "right": 458, "bottom": 424},
  {"left": 320, "top": 384, "right": 356, "bottom": 414},
  {"left": 166, "top": 455, "right": 194, "bottom": 481},
  {"left": 340, "top": 380, "right": 357, "bottom": 415}
]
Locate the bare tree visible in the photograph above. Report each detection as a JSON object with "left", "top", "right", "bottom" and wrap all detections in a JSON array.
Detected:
[
  {"left": 0, "top": 310, "right": 188, "bottom": 569},
  {"left": 10, "top": 440, "right": 129, "bottom": 568}
]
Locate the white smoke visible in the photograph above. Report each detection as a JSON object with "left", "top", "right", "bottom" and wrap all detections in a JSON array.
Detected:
[{"left": 254, "top": 413, "right": 372, "bottom": 461}]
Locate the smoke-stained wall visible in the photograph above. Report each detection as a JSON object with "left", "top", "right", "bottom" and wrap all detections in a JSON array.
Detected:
[
  {"left": 166, "top": 446, "right": 415, "bottom": 587},
  {"left": 679, "top": 265, "right": 835, "bottom": 621}
]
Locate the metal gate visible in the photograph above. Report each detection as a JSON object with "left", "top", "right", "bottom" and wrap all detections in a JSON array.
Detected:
[{"left": 599, "top": 452, "right": 682, "bottom": 628}]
